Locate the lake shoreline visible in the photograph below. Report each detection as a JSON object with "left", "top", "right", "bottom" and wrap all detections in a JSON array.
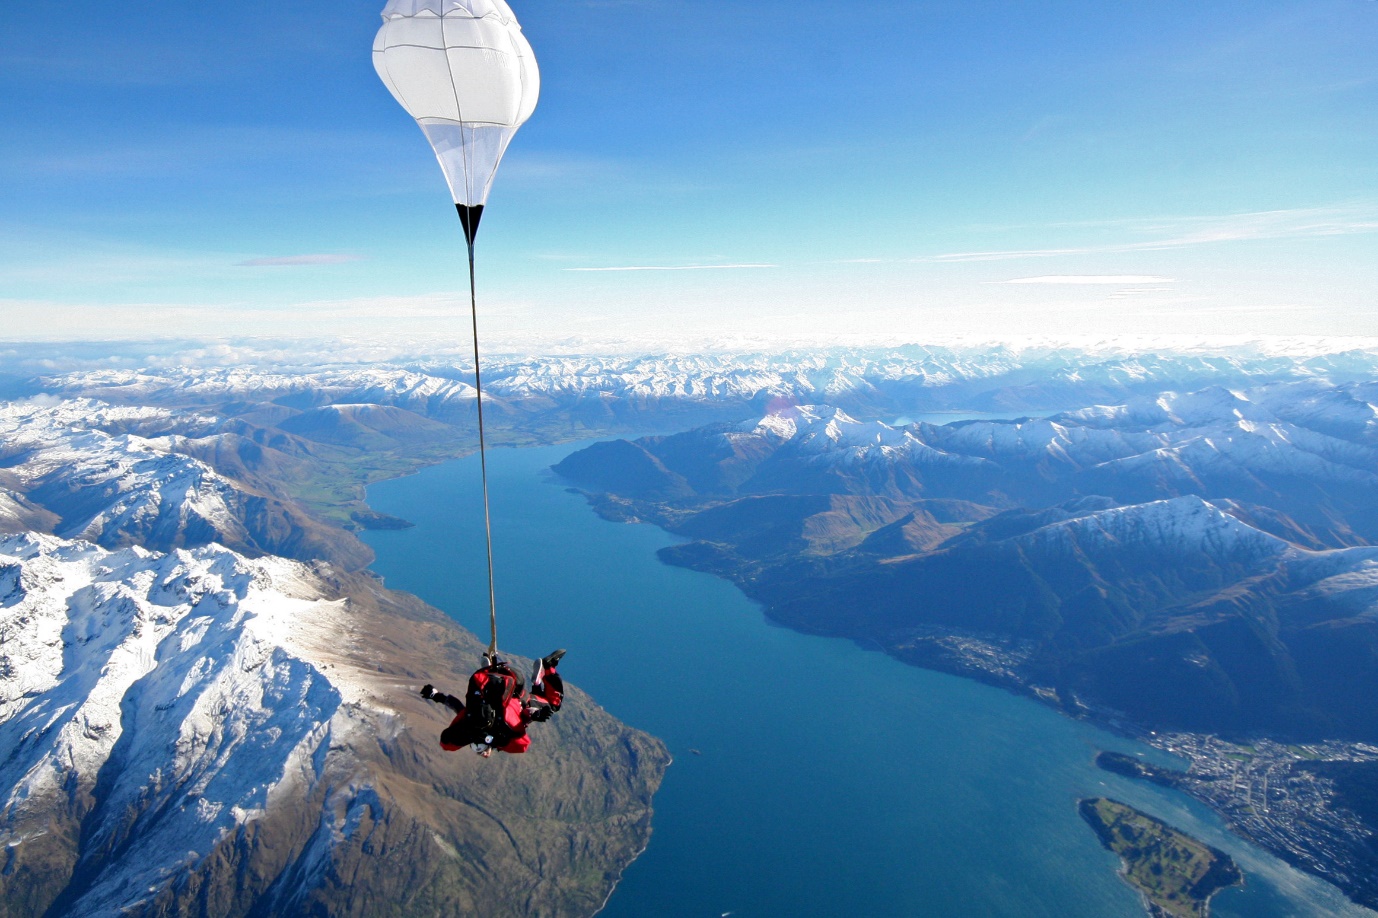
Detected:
[{"left": 563, "top": 485, "right": 1378, "bottom": 915}]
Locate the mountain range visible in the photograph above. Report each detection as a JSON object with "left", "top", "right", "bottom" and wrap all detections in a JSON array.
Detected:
[
  {"left": 555, "top": 381, "right": 1378, "bottom": 742},
  {"left": 34, "top": 345, "right": 1378, "bottom": 429},
  {"left": 553, "top": 373, "right": 1378, "bottom": 907}
]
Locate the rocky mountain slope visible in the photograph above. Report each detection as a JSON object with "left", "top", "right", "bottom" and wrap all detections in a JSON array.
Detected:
[{"left": 0, "top": 532, "right": 667, "bottom": 918}]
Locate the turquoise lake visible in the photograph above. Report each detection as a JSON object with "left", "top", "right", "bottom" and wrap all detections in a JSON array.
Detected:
[{"left": 362, "top": 441, "right": 1372, "bottom": 918}]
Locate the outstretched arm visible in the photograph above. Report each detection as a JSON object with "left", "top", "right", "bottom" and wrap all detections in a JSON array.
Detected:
[{"left": 421, "top": 684, "right": 465, "bottom": 714}]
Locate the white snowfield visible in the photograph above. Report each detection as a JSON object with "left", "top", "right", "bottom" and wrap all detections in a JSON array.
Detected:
[{"left": 0, "top": 532, "right": 377, "bottom": 915}]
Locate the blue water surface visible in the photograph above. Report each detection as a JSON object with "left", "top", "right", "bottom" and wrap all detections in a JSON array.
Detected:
[{"left": 362, "top": 441, "right": 1371, "bottom": 918}]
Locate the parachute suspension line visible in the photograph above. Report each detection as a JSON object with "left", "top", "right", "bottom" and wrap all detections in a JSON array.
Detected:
[{"left": 465, "top": 233, "right": 499, "bottom": 658}]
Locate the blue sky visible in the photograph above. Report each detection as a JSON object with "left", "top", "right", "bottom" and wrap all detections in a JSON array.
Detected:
[{"left": 2, "top": 0, "right": 1376, "bottom": 349}]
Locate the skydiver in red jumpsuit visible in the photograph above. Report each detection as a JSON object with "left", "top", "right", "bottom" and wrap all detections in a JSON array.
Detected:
[{"left": 421, "top": 650, "right": 565, "bottom": 756}]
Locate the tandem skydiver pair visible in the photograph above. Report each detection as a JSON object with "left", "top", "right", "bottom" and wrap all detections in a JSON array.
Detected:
[{"left": 420, "top": 650, "right": 566, "bottom": 756}]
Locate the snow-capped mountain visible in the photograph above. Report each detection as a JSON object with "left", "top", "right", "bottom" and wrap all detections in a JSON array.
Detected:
[
  {"left": 0, "top": 532, "right": 666, "bottom": 918},
  {"left": 1015, "top": 495, "right": 1296, "bottom": 568},
  {"left": 40, "top": 368, "right": 477, "bottom": 411},
  {"left": 0, "top": 399, "right": 367, "bottom": 568},
  {"left": 0, "top": 385, "right": 670, "bottom": 918}
]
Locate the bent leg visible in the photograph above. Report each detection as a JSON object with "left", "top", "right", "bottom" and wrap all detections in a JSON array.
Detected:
[{"left": 533, "top": 667, "right": 563, "bottom": 711}]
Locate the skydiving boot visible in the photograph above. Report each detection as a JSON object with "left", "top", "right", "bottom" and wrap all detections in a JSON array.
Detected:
[{"left": 537, "top": 650, "right": 566, "bottom": 711}]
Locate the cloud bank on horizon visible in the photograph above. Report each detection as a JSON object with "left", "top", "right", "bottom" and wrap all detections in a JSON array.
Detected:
[{"left": 0, "top": 0, "right": 1374, "bottom": 347}]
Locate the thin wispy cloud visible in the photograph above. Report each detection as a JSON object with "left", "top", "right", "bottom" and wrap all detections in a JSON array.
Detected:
[
  {"left": 565, "top": 263, "right": 778, "bottom": 272},
  {"left": 237, "top": 254, "right": 364, "bottom": 267},
  {"left": 924, "top": 206, "right": 1378, "bottom": 263},
  {"left": 5, "top": 125, "right": 401, "bottom": 180},
  {"left": 998, "top": 275, "right": 1175, "bottom": 285}
]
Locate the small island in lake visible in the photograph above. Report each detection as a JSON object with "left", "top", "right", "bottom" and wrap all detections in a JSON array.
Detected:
[{"left": 1079, "top": 798, "right": 1242, "bottom": 917}]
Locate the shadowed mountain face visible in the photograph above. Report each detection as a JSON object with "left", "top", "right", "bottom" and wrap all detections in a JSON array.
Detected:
[{"left": 556, "top": 383, "right": 1378, "bottom": 743}]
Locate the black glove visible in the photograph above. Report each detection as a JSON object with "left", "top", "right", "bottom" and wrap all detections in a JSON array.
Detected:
[
  {"left": 527, "top": 703, "right": 553, "bottom": 723},
  {"left": 420, "top": 684, "right": 434, "bottom": 700}
]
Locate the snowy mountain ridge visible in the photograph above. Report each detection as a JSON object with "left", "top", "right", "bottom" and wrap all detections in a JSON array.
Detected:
[
  {"left": 1019, "top": 495, "right": 1296, "bottom": 563},
  {"left": 0, "top": 397, "right": 371, "bottom": 568},
  {"left": 1, "top": 399, "right": 238, "bottom": 540},
  {"left": 0, "top": 372, "right": 677, "bottom": 918},
  {"left": 0, "top": 532, "right": 373, "bottom": 916},
  {"left": 0, "top": 523, "right": 669, "bottom": 918},
  {"left": 37, "top": 346, "right": 1378, "bottom": 420},
  {"left": 958, "top": 495, "right": 1378, "bottom": 615},
  {"left": 722, "top": 382, "right": 1378, "bottom": 506}
]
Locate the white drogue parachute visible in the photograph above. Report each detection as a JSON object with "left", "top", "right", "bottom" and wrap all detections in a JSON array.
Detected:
[
  {"left": 373, "top": 0, "right": 540, "bottom": 661},
  {"left": 373, "top": 0, "right": 539, "bottom": 243}
]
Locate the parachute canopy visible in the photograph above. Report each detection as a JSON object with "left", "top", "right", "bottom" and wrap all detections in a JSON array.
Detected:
[{"left": 374, "top": 0, "right": 539, "bottom": 220}]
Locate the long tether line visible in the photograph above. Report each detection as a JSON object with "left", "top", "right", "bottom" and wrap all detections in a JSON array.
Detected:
[{"left": 466, "top": 238, "right": 500, "bottom": 658}]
